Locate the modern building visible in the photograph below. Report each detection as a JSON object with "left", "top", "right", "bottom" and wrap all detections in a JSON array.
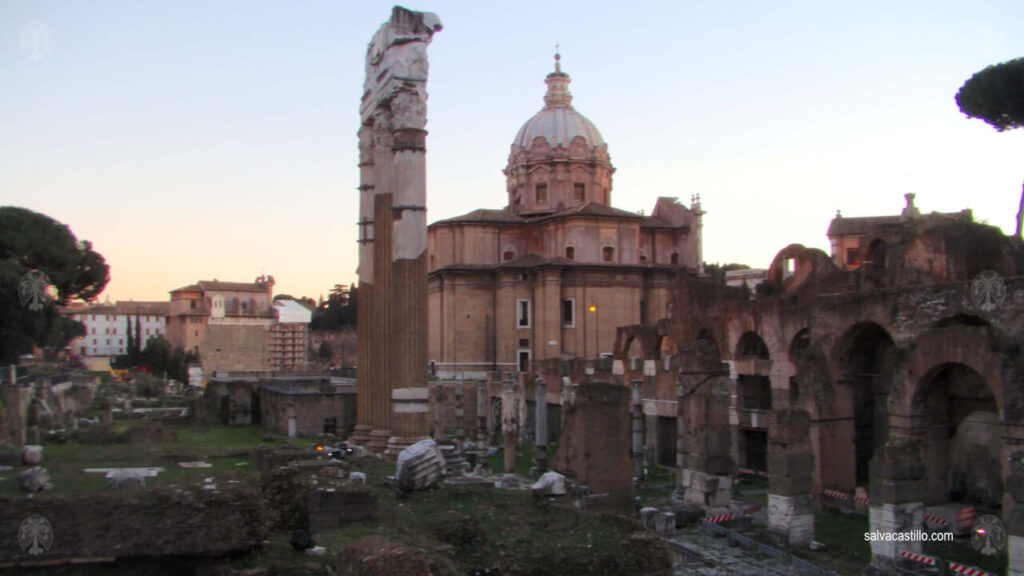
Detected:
[
  {"left": 66, "top": 301, "right": 169, "bottom": 358},
  {"left": 427, "top": 55, "right": 705, "bottom": 380},
  {"left": 269, "top": 299, "right": 313, "bottom": 371}
]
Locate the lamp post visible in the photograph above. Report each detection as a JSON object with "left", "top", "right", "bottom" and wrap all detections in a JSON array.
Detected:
[{"left": 588, "top": 304, "right": 599, "bottom": 359}]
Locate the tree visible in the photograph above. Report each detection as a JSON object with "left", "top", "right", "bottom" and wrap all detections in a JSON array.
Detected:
[
  {"left": 0, "top": 207, "right": 110, "bottom": 363},
  {"left": 141, "top": 335, "right": 173, "bottom": 377},
  {"left": 703, "top": 262, "right": 751, "bottom": 285},
  {"left": 318, "top": 340, "right": 333, "bottom": 363},
  {"left": 311, "top": 283, "right": 357, "bottom": 330},
  {"left": 955, "top": 57, "right": 1024, "bottom": 237}
]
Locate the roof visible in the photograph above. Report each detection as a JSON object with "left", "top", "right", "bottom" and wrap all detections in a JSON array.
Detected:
[
  {"left": 274, "top": 299, "right": 312, "bottom": 324},
  {"left": 513, "top": 106, "right": 605, "bottom": 150},
  {"left": 827, "top": 210, "right": 973, "bottom": 237},
  {"left": 827, "top": 216, "right": 902, "bottom": 237},
  {"left": 171, "top": 280, "right": 269, "bottom": 294},
  {"left": 511, "top": 65, "right": 605, "bottom": 150},
  {"left": 435, "top": 208, "right": 525, "bottom": 225},
  {"left": 66, "top": 301, "right": 169, "bottom": 316}
]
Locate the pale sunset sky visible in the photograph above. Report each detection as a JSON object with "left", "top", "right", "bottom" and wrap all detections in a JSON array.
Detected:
[{"left": 3, "top": 1, "right": 1024, "bottom": 303}]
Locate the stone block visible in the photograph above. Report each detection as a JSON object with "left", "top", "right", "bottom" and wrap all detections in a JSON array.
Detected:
[
  {"left": 767, "top": 453, "right": 813, "bottom": 478},
  {"left": 395, "top": 438, "right": 445, "bottom": 492},
  {"left": 1008, "top": 534, "right": 1024, "bottom": 576},
  {"left": 21, "top": 445, "right": 42, "bottom": 465},
  {"left": 18, "top": 467, "right": 49, "bottom": 492},
  {"left": 655, "top": 512, "right": 676, "bottom": 535},
  {"left": 770, "top": 475, "right": 813, "bottom": 496},
  {"left": 870, "top": 478, "right": 924, "bottom": 504},
  {"left": 703, "top": 455, "right": 733, "bottom": 476},
  {"left": 306, "top": 488, "right": 377, "bottom": 533},
  {"left": 705, "top": 429, "right": 731, "bottom": 456},
  {"left": 869, "top": 458, "right": 924, "bottom": 481},
  {"left": 640, "top": 507, "right": 658, "bottom": 530},
  {"left": 531, "top": 470, "right": 567, "bottom": 496},
  {"left": 769, "top": 410, "right": 810, "bottom": 444}
]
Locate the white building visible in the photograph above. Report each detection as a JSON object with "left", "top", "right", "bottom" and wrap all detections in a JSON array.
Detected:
[{"left": 66, "top": 301, "right": 170, "bottom": 358}]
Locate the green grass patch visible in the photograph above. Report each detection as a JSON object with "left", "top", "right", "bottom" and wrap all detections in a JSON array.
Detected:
[
  {"left": 0, "top": 422, "right": 283, "bottom": 498},
  {"left": 485, "top": 442, "right": 555, "bottom": 477},
  {"left": 807, "top": 510, "right": 871, "bottom": 565}
]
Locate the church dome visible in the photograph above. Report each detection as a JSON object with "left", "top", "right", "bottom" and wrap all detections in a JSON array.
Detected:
[{"left": 511, "top": 55, "right": 605, "bottom": 150}]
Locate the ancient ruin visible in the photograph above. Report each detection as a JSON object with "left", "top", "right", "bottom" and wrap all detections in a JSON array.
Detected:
[{"left": 352, "top": 7, "right": 441, "bottom": 455}]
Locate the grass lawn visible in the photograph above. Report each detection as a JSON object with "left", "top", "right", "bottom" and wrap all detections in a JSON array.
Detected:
[{"left": 0, "top": 422, "right": 292, "bottom": 498}]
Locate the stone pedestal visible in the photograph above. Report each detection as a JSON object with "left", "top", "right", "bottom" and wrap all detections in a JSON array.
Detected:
[
  {"left": 867, "top": 437, "right": 926, "bottom": 572},
  {"left": 767, "top": 410, "right": 815, "bottom": 546},
  {"left": 768, "top": 494, "right": 814, "bottom": 545},
  {"left": 678, "top": 374, "right": 733, "bottom": 509},
  {"left": 1009, "top": 534, "right": 1024, "bottom": 576}
]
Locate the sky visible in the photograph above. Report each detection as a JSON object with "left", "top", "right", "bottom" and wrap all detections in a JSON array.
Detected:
[{"left": 3, "top": 1, "right": 1024, "bottom": 303}]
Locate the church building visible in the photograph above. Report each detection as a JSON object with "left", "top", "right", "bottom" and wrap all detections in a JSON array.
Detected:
[{"left": 427, "top": 55, "right": 704, "bottom": 380}]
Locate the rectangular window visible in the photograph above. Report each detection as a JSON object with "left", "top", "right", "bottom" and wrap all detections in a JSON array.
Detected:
[
  {"left": 118, "top": 339, "right": 123, "bottom": 345},
  {"left": 517, "top": 299, "right": 531, "bottom": 328},
  {"left": 602, "top": 246, "right": 614, "bottom": 262},
  {"left": 846, "top": 248, "right": 861, "bottom": 266},
  {"left": 190, "top": 300, "right": 196, "bottom": 309},
  {"left": 105, "top": 339, "right": 110, "bottom": 345},
  {"left": 562, "top": 298, "right": 575, "bottom": 327},
  {"left": 565, "top": 246, "right": 575, "bottom": 260},
  {"left": 535, "top": 183, "right": 548, "bottom": 204},
  {"left": 784, "top": 258, "right": 795, "bottom": 279},
  {"left": 573, "top": 182, "right": 585, "bottom": 202}
]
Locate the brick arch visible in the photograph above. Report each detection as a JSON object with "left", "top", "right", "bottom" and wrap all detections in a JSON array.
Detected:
[
  {"left": 899, "top": 329, "right": 1005, "bottom": 418},
  {"left": 734, "top": 331, "right": 770, "bottom": 361},
  {"left": 612, "top": 325, "right": 661, "bottom": 360}
]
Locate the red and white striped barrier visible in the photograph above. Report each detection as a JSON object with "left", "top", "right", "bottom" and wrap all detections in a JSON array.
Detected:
[
  {"left": 741, "top": 505, "right": 762, "bottom": 516},
  {"left": 737, "top": 468, "right": 756, "bottom": 476},
  {"left": 705, "top": 513, "right": 735, "bottom": 524},
  {"left": 924, "top": 514, "right": 949, "bottom": 528},
  {"left": 898, "top": 549, "right": 936, "bottom": 566},
  {"left": 956, "top": 507, "right": 977, "bottom": 527},
  {"left": 824, "top": 489, "right": 849, "bottom": 501},
  {"left": 948, "top": 562, "right": 995, "bottom": 576},
  {"left": 854, "top": 495, "right": 870, "bottom": 506},
  {"left": 757, "top": 470, "right": 770, "bottom": 479}
]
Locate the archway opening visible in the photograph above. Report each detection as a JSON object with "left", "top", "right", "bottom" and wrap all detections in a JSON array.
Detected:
[
  {"left": 839, "top": 323, "right": 895, "bottom": 485},
  {"left": 915, "top": 362, "right": 1000, "bottom": 506}
]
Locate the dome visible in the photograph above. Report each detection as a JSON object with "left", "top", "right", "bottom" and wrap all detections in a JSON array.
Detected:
[
  {"left": 511, "top": 54, "right": 605, "bottom": 151},
  {"left": 512, "top": 107, "right": 605, "bottom": 150}
]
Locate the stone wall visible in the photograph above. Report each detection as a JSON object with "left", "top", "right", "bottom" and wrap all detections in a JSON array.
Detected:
[
  {"left": 553, "top": 381, "right": 632, "bottom": 511},
  {"left": 0, "top": 485, "right": 264, "bottom": 564},
  {"left": 260, "top": 384, "right": 356, "bottom": 438},
  {"left": 309, "top": 329, "right": 357, "bottom": 368}
]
